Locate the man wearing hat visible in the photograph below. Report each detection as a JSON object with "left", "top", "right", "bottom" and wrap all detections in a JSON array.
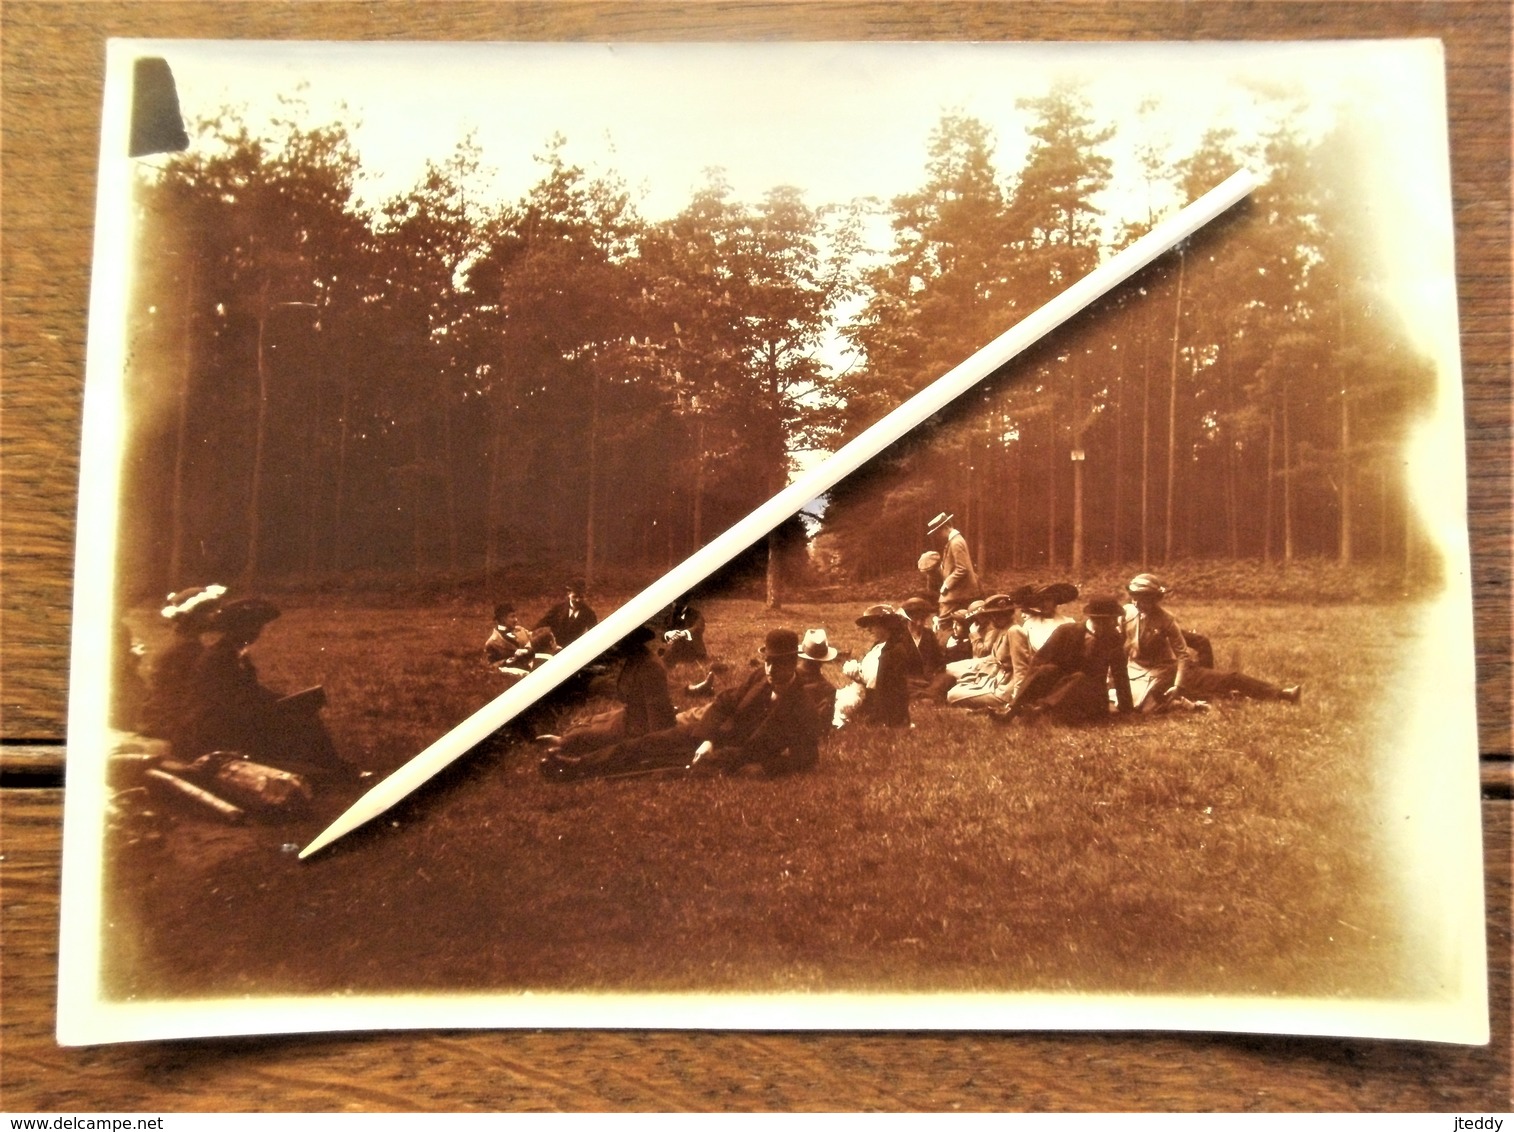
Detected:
[
  {"left": 925, "top": 512, "right": 981, "bottom": 619},
  {"left": 541, "top": 628, "right": 824, "bottom": 779},
  {"left": 1124, "top": 573, "right": 1300, "bottom": 710},
  {"left": 794, "top": 628, "right": 840, "bottom": 733}
]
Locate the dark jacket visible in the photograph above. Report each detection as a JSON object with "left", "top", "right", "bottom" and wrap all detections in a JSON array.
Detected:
[
  {"left": 855, "top": 639, "right": 911, "bottom": 728},
  {"left": 698, "top": 667, "right": 824, "bottom": 772},
  {"left": 617, "top": 650, "right": 678, "bottom": 736},
  {"left": 535, "top": 599, "right": 598, "bottom": 648}
]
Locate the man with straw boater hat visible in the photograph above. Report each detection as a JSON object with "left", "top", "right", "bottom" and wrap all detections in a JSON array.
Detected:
[
  {"left": 925, "top": 511, "right": 980, "bottom": 619},
  {"left": 540, "top": 627, "right": 825, "bottom": 780}
]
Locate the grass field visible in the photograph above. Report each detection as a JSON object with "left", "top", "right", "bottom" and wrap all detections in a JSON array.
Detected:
[{"left": 103, "top": 590, "right": 1429, "bottom": 1004}]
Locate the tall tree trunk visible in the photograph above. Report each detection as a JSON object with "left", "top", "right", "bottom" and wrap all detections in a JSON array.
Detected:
[
  {"left": 1070, "top": 359, "right": 1084, "bottom": 574},
  {"left": 584, "top": 368, "right": 601, "bottom": 590},
  {"left": 1282, "top": 377, "right": 1295, "bottom": 564},
  {"left": 1339, "top": 384, "right": 1353, "bottom": 564},
  {"left": 766, "top": 527, "right": 782, "bottom": 611},
  {"left": 483, "top": 372, "right": 512, "bottom": 586},
  {"left": 691, "top": 414, "right": 705, "bottom": 549},
  {"left": 1112, "top": 317, "right": 1127, "bottom": 564},
  {"left": 243, "top": 275, "right": 272, "bottom": 587},
  {"left": 1338, "top": 306, "right": 1353, "bottom": 565},
  {"left": 1046, "top": 415, "right": 1058, "bottom": 568},
  {"left": 1010, "top": 436, "right": 1022, "bottom": 569},
  {"left": 167, "top": 253, "right": 198, "bottom": 591},
  {"left": 442, "top": 370, "right": 459, "bottom": 575},
  {"left": 331, "top": 321, "right": 352, "bottom": 574},
  {"left": 1163, "top": 250, "right": 1185, "bottom": 565},
  {"left": 1263, "top": 406, "right": 1276, "bottom": 563},
  {"left": 1140, "top": 331, "right": 1151, "bottom": 566}
]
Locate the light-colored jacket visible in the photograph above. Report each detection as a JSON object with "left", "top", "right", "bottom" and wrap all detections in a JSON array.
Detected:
[{"left": 937, "top": 528, "right": 980, "bottom": 610}]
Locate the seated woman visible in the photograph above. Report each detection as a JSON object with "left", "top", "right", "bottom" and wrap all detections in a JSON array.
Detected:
[
  {"left": 1123, "top": 573, "right": 1301, "bottom": 710},
  {"left": 997, "top": 594, "right": 1134, "bottom": 723},
  {"left": 537, "top": 625, "right": 676, "bottom": 758},
  {"left": 1003, "top": 582, "right": 1079, "bottom": 704},
  {"left": 184, "top": 597, "right": 352, "bottom": 782},
  {"left": 940, "top": 607, "right": 974, "bottom": 665},
  {"left": 943, "top": 593, "right": 1019, "bottom": 709},
  {"left": 834, "top": 604, "right": 912, "bottom": 729},
  {"left": 138, "top": 583, "right": 226, "bottom": 750}
]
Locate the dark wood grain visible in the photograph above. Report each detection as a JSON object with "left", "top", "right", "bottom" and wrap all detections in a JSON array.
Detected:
[{"left": 2, "top": 0, "right": 1508, "bottom": 1112}]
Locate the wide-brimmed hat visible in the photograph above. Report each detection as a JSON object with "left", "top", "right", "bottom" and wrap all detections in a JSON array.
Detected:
[
  {"left": 979, "top": 593, "right": 1016, "bottom": 615},
  {"left": 1028, "top": 582, "right": 1080, "bottom": 611},
  {"left": 758, "top": 628, "right": 800, "bottom": 659},
  {"left": 855, "top": 603, "right": 904, "bottom": 628},
  {"left": 1083, "top": 594, "right": 1125, "bottom": 619},
  {"left": 1006, "top": 584, "right": 1039, "bottom": 608},
  {"left": 899, "top": 596, "right": 935, "bottom": 621},
  {"left": 1127, "top": 572, "right": 1168, "bottom": 596},
  {"left": 212, "top": 597, "right": 281, "bottom": 637},
  {"left": 799, "top": 628, "right": 839, "bottom": 662},
  {"left": 963, "top": 599, "right": 988, "bottom": 623},
  {"left": 161, "top": 583, "right": 227, "bottom": 627},
  {"left": 916, "top": 550, "right": 942, "bottom": 572},
  {"left": 926, "top": 512, "right": 954, "bottom": 536}
]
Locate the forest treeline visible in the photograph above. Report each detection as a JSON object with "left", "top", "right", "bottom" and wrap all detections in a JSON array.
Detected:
[{"left": 121, "top": 89, "right": 1436, "bottom": 602}]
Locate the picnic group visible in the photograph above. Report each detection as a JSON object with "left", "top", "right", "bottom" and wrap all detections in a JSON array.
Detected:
[
  {"left": 513, "top": 511, "right": 1302, "bottom": 782},
  {"left": 125, "top": 511, "right": 1300, "bottom": 796}
]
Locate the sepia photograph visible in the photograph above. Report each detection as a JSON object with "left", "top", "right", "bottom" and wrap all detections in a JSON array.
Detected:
[{"left": 57, "top": 38, "right": 1486, "bottom": 1045}]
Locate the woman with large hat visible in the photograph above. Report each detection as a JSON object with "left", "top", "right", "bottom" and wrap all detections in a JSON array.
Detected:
[
  {"left": 835, "top": 604, "right": 912, "bottom": 728},
  {"left": 1003, "top": 582, "right": 1080, "bottom": 704},
  {"left": 185, "top": 597, "right": 353, "bottom": 781},
  {"left": 138, "top": 583, "right": 227, "bottom": 747},
  {"left": 943, "top": 593, "right": 1020, "bottom": 708}
]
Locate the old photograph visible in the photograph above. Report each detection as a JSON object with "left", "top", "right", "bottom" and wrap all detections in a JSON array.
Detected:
[{"left": 58, "top": 39, "right": 1486, "bottom": 1044}]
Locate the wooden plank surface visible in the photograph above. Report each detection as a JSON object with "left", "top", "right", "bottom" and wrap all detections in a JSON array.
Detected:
[{"left": 2, "top": 0, "right": 1508, "bottom": 1112}]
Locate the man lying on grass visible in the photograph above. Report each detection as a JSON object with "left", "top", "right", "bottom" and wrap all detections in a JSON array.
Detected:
[{"left": 538, "top": 628, "right": 827, "bottom": 781}]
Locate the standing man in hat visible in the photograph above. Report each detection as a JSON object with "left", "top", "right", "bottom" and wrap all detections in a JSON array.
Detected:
[{"left": 926, "top": 512, "right": 981, "bottom": 620}]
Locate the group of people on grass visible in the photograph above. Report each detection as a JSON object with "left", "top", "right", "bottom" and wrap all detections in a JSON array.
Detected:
[{"left": 533, "top": 511, "right": 1301, "bottom": 783}]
